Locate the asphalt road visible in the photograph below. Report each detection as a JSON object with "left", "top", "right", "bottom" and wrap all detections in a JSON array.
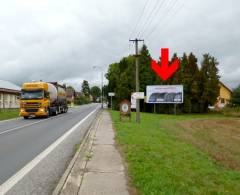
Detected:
[{"left": 0, "top": 104, "right": 100, "bottom": 194}]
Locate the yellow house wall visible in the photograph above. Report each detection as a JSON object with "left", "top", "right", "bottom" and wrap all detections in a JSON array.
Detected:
[{"left": 219, "top": 84, "right": 231, "bottom": 101}]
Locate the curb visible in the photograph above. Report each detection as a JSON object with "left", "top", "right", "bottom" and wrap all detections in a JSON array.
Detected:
[{"left": 52, "top": 110, "right": 102, "bottom": 195}]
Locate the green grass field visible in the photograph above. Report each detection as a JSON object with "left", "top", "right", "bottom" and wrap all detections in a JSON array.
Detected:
[
  {"left": 0, "top": 109, "right": 19, "bottom": 121},
  {"left": 109, "top": 111, "right": 240, "bottom": 195}
]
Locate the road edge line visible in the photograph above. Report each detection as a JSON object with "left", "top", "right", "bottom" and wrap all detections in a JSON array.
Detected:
[{"left": 0, "top": 107, "right": 99, "bottom": 195}]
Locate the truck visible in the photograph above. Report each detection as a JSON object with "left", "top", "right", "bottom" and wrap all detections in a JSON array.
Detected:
[{"left": 19, "top": 81, "right": 68, "bottom": 119}]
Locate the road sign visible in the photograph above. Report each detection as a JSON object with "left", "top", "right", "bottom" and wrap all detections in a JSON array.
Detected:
[
  {"left": 108, "top": 92, "right": 115, "bottom": 96},
  {"left": 131, "top": 92, "right": 144, "bottom": 109},
  {"left": 151, "top": 48, "right": 180, "bottom": 81},
  {"left": 146, "top": 85, "right": 183, "bottom": 104},
  {"left": 131, "top": 95, "right": 136, "bottom": 109},
  {"left": 119, "top": 100, "right": 131, "bottom": 121},
  {"left": 132, "top": 92, "right": 144, "bottom": 99}
]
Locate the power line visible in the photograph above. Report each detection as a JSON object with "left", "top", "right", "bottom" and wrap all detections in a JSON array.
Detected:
[
  {"left": 145, "top": 0, "right": 179, "bottom": 41},
  {"left": 130, "top": 0, "right": 151, "bottom": 38},
  {"left": 139, "top": 0, "right": 168, "bottom": 38},
  {"left": 146, "top": 1, "right": 184, "bottom": 44},
  {"left": 137, "top": 0, "right": 163, "bottom": 38}
]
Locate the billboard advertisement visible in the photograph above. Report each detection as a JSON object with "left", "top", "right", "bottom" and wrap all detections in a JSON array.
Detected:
[{"left": 146, "top": 85, "right": 183, "bottom": 104}]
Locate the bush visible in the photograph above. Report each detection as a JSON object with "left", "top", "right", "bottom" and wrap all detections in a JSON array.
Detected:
[
  {"left": 74, "top": 96, "right": 90, "bottom": 105},
  {"left": 222, "top": 106, "right": 240, "bottom": 117}
]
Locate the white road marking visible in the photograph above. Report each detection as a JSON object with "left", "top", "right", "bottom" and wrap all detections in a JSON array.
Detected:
[
  {"left": 0, "top": 107, "right": 99, "bottom": 194},
  {"left": 0, "top": 108, "right": 79, "bottom": 136},
  {"left": 0, "top": 117, "right": 21, "bottom": 124},
  {"left": 0, "top": 119, "right": 49, "bottom": 136}
]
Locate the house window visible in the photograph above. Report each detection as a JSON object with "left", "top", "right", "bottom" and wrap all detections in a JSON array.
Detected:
[{"left": 221, "top": 98, "right": 225, "bottom": 104}]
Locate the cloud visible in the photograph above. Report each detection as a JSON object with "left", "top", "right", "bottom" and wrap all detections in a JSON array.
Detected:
[{"left": 0, "top": 0, "right": 239, "bottom": 90}]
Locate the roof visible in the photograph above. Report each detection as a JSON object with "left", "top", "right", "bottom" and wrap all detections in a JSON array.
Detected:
[
  {"left": 219, "top": 81, "right": 233, "bottom": 93},
  {"left": 0, "top": 80, "right": 21, "bottom": 92}
]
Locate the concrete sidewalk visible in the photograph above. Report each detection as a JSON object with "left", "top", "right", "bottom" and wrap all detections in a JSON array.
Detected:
[{"left": 55, "top": 111, "right": 129, "bottom": 195}]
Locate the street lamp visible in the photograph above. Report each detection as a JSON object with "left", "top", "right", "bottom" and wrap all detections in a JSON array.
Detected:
[{"left": 93, "top": 66, "right": 104, "bottom": 109}]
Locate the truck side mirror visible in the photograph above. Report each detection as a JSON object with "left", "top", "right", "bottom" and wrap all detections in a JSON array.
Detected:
[{"left": 45, "top": 92, "right": 50, "bottom": 98}]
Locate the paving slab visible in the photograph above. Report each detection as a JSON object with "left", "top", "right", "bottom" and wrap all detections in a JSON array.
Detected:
[
  {"left": 57, "top": 111, "right": 129, "bottom": 195},
  {"left": 78, "top": 172, "right": 129, "bottom": 195}
]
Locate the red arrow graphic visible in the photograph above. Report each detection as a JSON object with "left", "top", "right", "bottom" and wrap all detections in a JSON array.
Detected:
[{"left": 151, "top": 48, "right": 180, "bottom": 81}]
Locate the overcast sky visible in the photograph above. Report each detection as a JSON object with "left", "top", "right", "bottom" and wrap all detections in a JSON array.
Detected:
[{"left": 0, "top": 0, "right": 239, "bottom": 90}]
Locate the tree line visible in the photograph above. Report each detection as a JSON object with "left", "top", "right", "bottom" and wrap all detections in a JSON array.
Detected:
[
  {"left": 106, "top": 45, "right": 220, "bottom": 113},
  {"left": 67, "top": 80, "right": 101, "bottom": 105}
]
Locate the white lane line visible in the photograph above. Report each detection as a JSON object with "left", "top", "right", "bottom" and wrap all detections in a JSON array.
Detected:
[
  {"left": 0, "top": 119, "right": 49, "bottom": 136},
  {"left": 0, "top": 117, "right": 21, "bottom": 124},
  {"left": 0, "top": 107, "right": 99, "bottom": 195},
  {"left": 0, "top": 108, "right": 78, "bottom": 136}
]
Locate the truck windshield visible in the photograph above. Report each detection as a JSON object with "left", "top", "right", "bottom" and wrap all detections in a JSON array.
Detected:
[{"left": 21, "top": 90, "right": 43, "bottom": 100}]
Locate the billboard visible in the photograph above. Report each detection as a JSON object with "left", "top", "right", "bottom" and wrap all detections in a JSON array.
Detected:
[{"left": 146, "top": 85, "right": 183, "bottom": 104}]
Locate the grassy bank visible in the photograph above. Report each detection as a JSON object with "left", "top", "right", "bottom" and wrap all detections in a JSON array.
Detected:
[
  {"left": 110, "top": 111, "right": 240, "bottom": 195},
  {"left": 0, "top": 109, "right": 19, "bottom": 121}
]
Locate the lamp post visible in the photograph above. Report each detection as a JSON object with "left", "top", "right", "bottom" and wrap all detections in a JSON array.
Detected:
[{"left": 93, "top": 66, "right": 103, "bottom": 109}]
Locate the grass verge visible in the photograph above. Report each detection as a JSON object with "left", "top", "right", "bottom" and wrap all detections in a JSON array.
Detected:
[
  {"left": 0, "top": 109, "right": 19, "bottom": 121},
  {"left": 109, "top": 110, "right": 240, "bottom": 195}
]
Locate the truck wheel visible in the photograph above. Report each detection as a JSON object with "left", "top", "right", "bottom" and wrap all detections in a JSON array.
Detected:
[
  {"left": 45, "top": 109, "right": 50, "bottom": 118},
  {"left": 24, "top": 116, "right": 29, "bottom": 119}
]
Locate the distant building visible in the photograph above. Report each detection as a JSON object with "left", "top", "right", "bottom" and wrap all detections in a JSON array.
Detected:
[
  {"left": 66, "top": 88, "right": 75, "bottom": 106},
  {"left": 0, "top": 80, "right": 21, "bottom": 108},
  {"left": 214, "top": 81, "right": 232, "bottom": 109}
]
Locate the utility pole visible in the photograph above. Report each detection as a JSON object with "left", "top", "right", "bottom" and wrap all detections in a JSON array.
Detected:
[
  {"left": 93, "top": 66, "right": 104, "bottom": 109},
  {"left": 101, "top": 70, "right": 103, "bottom": 109},
  {"left": 129, "top": 38, "right": 144, "bottom": 123}
]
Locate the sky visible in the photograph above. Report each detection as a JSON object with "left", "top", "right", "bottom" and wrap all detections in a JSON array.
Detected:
[{"left": 0, "top": 0, "right": 239, "bottom": 91}]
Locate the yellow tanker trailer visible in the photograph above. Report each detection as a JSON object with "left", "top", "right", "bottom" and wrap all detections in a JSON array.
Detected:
[{"left": 20, "top": 81, "right": 68, "bottom": 119}]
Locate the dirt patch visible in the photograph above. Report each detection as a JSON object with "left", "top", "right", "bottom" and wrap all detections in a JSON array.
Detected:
[{"left": 163, "top": 118, "right": 240, "bottom": 171}]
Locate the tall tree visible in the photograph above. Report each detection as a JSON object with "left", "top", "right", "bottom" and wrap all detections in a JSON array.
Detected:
[
  {"left": 200, "top": 54, "right": 220, "bottom": 112},
  {"left": 81, "top": 80, "right": 90, "bottom": 97},
  {"left": 181, "top": 53, "right": 199, "bottom": 112},
  {"left": 90, "top": 86, "right": 101, "bottom": 102}
]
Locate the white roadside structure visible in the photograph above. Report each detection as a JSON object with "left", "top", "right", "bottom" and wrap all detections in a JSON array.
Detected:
[{"left": 0, "top": 80, "right": 21, "bottom": 108}]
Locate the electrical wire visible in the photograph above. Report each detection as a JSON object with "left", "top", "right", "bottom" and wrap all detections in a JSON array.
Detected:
[
  {"left": 147, "top": 1, "right": 184, "bottom": 45},
  {"left": 129, "top": 0, "right": 151, "bottom": 38},
  {"left": 145, "top": 0, "right": 180, "bottom": 41},
  {"left": 136, "top": 0, "right": 163, "bottom": 38},
  {"left": 139, "top": 0, "right": 168, "bottom": 38}
]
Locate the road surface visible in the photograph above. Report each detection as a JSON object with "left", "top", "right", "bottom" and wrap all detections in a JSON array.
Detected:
[{"left": 0, "top": 104, "right": 99, "bottom": 195}]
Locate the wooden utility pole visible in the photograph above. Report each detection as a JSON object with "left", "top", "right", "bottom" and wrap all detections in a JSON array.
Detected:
[{"left": 129, "top": 38, "right": 144, "bottom": 123}]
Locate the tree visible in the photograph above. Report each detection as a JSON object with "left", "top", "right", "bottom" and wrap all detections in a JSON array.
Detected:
[
  {"left": 230, "top": 85, "right": 240, "bottom": 106},
  {"left": 181, "top": 53, "right": 200, "bottom": 113},
  {"left": 81, "top": 80, "right": 90, "bottom": 97},
  {"left": 200, "top": 54, "right": 220, "bottom": 112},
  {"left": 66, "top": 86, "right": 75, "bottom": 91},
  {"left": 90, "top": 86, "right": 101, "bottom": 102}
]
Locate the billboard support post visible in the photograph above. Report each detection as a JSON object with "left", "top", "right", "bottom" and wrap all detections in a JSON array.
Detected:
[
  {"left": 108, "top": 92, "right": 115, "bottom": 110},
  {"left": 111, "top": 96, "right": 113, "bottom": 110},
  {"left": 174, "top": 104, "right": 177, "bottom": 115}
]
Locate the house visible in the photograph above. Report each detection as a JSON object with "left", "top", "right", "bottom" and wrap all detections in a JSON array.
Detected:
[
  {"left": 0, "top": 80, "right": 21, "bottom": 108},
  {"left": 66, "top": 88, "right": 75, "bottom": 106},
  {"left": 215, "top": 81, "right": 232, "bottom": 109}
]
